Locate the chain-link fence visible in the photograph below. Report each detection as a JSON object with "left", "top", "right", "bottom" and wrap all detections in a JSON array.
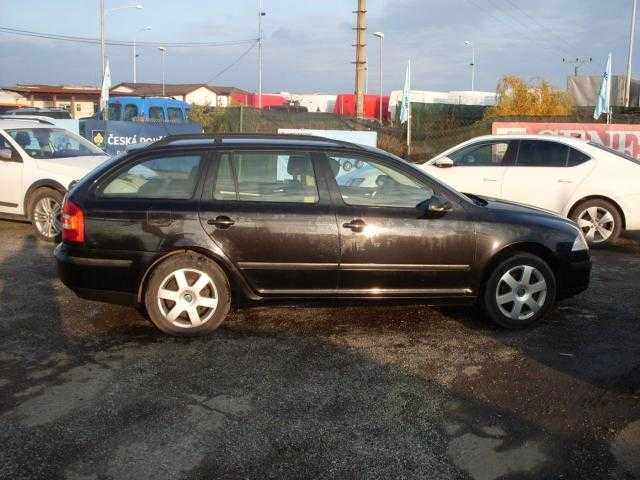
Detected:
[{"left": 190, "top": 105, "right": 640, "bottom": 164}]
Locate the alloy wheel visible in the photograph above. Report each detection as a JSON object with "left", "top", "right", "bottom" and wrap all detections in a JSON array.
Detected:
[
  {"left": 496, "top": 265, "right": 547, "bottom": 321},
  {"left": 156, "top": 268, "right": 218, "bottom": 328},
  {"left": 33, "top": 197, "right": 62, "bottom": 239},
  {"left": 577, "top": 206, "right": 615, "bottom": 244}
]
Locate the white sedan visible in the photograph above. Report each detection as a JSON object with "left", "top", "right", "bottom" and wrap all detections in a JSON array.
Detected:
[{"left": 420, "top": 134, "right": 640, "bottom": 246}]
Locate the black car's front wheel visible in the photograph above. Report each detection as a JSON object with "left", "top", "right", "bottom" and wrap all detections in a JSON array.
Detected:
[
  {"left": 144, "top": 252, "right": 231, "bottom": 336},
  {"left": 482, "top": 253, "right": 557, "bottom": 329}
]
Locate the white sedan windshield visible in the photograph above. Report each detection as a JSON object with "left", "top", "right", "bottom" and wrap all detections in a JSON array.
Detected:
[{"left": 7, "top": 127, "right": 105, "bottom": 159}]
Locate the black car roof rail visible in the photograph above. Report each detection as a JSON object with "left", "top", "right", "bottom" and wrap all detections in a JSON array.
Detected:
[{"left": 150, "top": 132, "right": 368, "bottom": 150}]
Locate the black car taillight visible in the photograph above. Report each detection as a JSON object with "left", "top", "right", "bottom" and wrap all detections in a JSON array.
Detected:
[{"left": 62, "top": 199, "right": 85, "bottom": 244}]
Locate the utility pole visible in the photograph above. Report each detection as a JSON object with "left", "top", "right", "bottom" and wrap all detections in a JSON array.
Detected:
[
  {"left": 258, "top": 0, "right": 265, "bottom": 110},
  {"left": 353, "top": 0, "right": 366, "bottom": 119},
  {"left": 626, "top": 0, "right": 638, "bottom": 107},
  {"left": 562, "top": 57, "right": 592, "bottom": 76}
]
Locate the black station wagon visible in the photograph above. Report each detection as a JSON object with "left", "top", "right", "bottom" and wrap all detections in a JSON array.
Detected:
[{"left": 55, "top": 134, "right": 591, "bottom": 335}]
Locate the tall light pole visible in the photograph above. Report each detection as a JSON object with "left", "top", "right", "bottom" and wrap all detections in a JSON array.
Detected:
[
  {"left": 562, "top": 57, "right": 593, "bottom": 76},
  {"left": 258, "top": 1, "right": 265, "bottom": 109},
  {"left": 133, "top": 26, "right": 151, "bottom": 84},
  {"left": 626, "top": 0, "right": 638, "bottom": 107},
  {"left": 373, "top": 32, "right": 384, "bottom": 123},
  {"left": 158, "top": 46, "right": 167, "bottom": 96},
  {"left": 99, "top": 3, "right": 143, "bottom": 83},
  {"left": 464, "top": 40, "right": 476, "bottom": 92}
]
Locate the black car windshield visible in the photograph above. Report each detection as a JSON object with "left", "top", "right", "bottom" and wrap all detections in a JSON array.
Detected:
[
  {"left": 7, "top": 127, "right": 105, "bottom": 159},
  {"left": 587, "top": 142, "right": 640, "bottom": 166}
]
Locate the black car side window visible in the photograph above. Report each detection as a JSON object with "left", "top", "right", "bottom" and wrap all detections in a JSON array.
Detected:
[
  {"left": 330, "top": 156, "right": 433, "bottom": 208},
  {"left": 213, "top": 151, "right": 319, "bottom": 204},
  {"left": 101, "top": 154, "right": 202, "bottom": 199}
]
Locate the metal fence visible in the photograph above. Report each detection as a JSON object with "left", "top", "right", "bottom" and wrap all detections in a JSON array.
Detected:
[{"left": 189, "top": 105, "right": 640, "bottom": 163}]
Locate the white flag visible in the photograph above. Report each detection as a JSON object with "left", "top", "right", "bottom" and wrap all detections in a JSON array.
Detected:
[
  {"left": 400, "top": 60, "right": 411, "bottom": 124},
  {"left": 99, "top": 60, "right": 111, "bottom": 117},
  {"left": 594, "top": 53, "right": 612, "bottom": 120}
]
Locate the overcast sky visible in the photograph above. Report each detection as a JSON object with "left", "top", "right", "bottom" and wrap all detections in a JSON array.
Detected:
[{"left": 0, "top": 0, "right": 636, "bottom": 94}]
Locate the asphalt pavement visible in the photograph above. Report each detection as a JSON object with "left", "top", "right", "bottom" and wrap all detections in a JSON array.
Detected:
[{"left": 0, "top": 219, "right": 639, "bottom": 480}]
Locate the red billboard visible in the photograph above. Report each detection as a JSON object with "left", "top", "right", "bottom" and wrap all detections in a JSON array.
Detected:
[{"left": 492, "top": 122, "right": 640, "bottom": 159}]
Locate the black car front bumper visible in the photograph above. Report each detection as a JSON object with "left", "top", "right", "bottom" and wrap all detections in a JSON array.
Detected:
[{"left": 556, "top": 251, "right": 591, "bottom": 300}]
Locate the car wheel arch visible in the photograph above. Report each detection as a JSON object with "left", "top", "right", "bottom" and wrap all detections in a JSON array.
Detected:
[
  {"left": 567, "top": 195, "right": 626, "bottom": 230},
  {"left": 24, "top": 180, "right": 66, "bottom": 220},
  {"left": 136, "top": 247, "right": 254, "bottom": 305},
  {"left": 479, "top": 242, "right": 559, "bottom": 293}
]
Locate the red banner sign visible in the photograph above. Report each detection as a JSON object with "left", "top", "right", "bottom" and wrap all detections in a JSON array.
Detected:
[{"left": 492, "top": 122, "right": 640, "bottom": 159}]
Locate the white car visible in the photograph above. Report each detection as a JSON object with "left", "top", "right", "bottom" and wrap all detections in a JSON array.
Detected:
[
  {"left": 0, "top": 118, "right": 109, "bottom": 241},
  {"left": 420, "top": 134, "right": 640, "bottom": 246}
]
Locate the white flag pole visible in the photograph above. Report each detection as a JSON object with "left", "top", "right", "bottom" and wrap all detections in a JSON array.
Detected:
[
  {"left": 608, "top": 86, "right": 613, "bottom": 125},
  {"left": 608, "top": 53, "right": 613, "bottom": 125}
]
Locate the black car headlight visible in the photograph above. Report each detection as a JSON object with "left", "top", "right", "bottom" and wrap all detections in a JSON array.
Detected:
[{"left": 571, "top": 229, "right": 589, "bottom": 252}]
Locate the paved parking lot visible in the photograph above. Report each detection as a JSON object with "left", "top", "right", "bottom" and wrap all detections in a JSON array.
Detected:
[{"left": 0, "top": 219, "right": 639, "bottom": 480}]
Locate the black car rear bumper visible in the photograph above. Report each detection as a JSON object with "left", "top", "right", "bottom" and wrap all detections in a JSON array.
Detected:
[{"left": 54, "top": 243, "right": 140, "bottom": 305}]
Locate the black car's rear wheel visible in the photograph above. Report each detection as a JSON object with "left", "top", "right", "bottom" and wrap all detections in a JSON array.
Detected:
[
  {"left": 144, "top": 252, "right": 231, "bottom": 336},
  {"left": 482, "top": 253, "right": 557, "bottom": 329}
]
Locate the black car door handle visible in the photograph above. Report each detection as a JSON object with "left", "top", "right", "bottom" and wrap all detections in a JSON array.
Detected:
[
  {"left": 343, "top": 218, "right": 366, "bottom": 232},
  {"left": 207, "top": 216, "right": 235, "bottom": 229}
]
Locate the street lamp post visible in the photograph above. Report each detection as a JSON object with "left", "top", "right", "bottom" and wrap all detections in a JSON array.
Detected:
[
  {"left": 373, "top": 32, "right": 384, "bottom": 123},
  {"left": 99, "top": 3, "right": 143, "bottom": 82},
  {"left": 158, "top": 47, "right": 167, "bottom": 96},
  {"left": 464, "top": 40, "right": 476, "bottom": 92},
  {"left": 133, "top": 26, "right": 151, "bottom": 84}
]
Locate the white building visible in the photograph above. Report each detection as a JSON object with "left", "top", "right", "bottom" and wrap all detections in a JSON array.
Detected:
[
  {"left": 280, "top": 92, "right": 337, "bottom": 113},
  {"left": 387, "top": 89, "right": 497, "bottom": 119}
]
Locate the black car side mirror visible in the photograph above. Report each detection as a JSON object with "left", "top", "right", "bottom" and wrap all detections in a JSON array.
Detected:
[
  {"left": 416, "top": 195, "right": 453, "bottom": 216},
  {"left": 428, "top": 196, "right": 453, "bottom": 213}
]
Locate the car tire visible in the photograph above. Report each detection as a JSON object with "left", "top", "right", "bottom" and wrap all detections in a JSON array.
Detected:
[
  {"left": 29, "top": 187, "right": 64, "bottom": 242},
  {"left": 570, "top": 198, "right": 622, "bottom": 247},
  {"left": 482, "top": 253, "right": 557, "bottom": 329},
  {"left": 144, "top": 252, "right": 231, "bottom": 336}
]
